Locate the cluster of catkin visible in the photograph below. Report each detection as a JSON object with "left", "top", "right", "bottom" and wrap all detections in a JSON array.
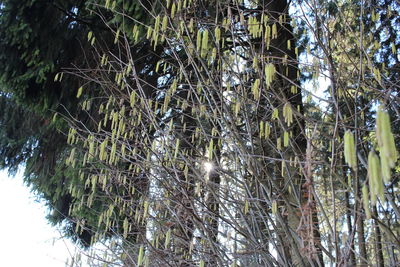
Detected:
[{"left": 344, "top": 106, "right": 398, "bottom": 218}]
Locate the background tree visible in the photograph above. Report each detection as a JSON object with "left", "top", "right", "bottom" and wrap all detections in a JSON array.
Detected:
[{"left": 0, "top": 0, "right": 159, "bottom": 246}]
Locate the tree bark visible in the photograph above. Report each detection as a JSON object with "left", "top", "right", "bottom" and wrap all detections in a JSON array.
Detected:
[
  {"left": 345, "top": 191, "right": 356, "bottom": 266},
  {"left": 373, "top": 206, "right": 384, "bottom": 267}
]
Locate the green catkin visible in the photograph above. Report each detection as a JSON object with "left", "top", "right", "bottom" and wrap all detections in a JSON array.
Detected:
[
  {"left": 137, "top": 245, "right": 144, "bottom": 266},
  {"left": 283, "top": 103, "right": 293, "bottom": 126},
  {"left": 368, "top": 151, "right": 383, "bottom": 204},
  {"left": 376, "top": 107, "right": 398, "bottom": 183},
  {"left": 362, "top": 185, "right": 371, "bottom": 219},
  {"left": 284, "top": 131, "right": 289, "bottom": 147},
  {"left": 252, "top": 79, "right": 260, "bottom": 100},
  {"left": 265, "top": 63, "right": 276, "bottom": 88},
  {"left": 272, "top": 200, "right": 277, "bottom": 214},
  {"left": 196, "top": 30, "right": 202, "bottom": 51},
  {"left": 201, "top": 29, "right": 209, "bottom": 58},
  {"left": 344, "top": 131, "right": 357, "bottom": 170},
  {"left": 265, "top": 123, "right": 270, "bottom": 138}
]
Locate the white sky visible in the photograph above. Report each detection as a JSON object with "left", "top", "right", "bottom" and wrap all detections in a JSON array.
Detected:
[{"left": 0, "top": 170, "right": 77, "bottom": 267}]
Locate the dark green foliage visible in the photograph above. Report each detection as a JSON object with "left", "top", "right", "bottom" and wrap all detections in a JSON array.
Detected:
[
  {"left": 0, "top": 0, "right": 95, "bottom": 235},
  {"left": 0, "top": 0, "right": 159, "bottom": 246},
  {"left": 0, "top": 95, "right": 40, "bottom": 172}
]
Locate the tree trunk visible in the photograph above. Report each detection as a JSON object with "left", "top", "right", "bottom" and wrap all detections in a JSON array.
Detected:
[
  {"left": 356, "top": 196, "right": 368, "bottom": 266},
  {"left": 345, "top": 191, "right": 356, "bottom": 266},
  {"left": 263, "top": 0, "right": 323, "bottom": 265},
  {"left": 373, "top": 206, "right": 384, "bottom": 267}
]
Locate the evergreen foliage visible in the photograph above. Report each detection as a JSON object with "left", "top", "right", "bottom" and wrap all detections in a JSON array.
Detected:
[{"left": 0, "top": 0, "right": 160, "bottom": 246}]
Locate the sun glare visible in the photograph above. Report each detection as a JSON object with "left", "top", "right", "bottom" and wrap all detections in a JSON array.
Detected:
[{"left": 203, "top": 162, "right": 213, "bottom": 173}]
